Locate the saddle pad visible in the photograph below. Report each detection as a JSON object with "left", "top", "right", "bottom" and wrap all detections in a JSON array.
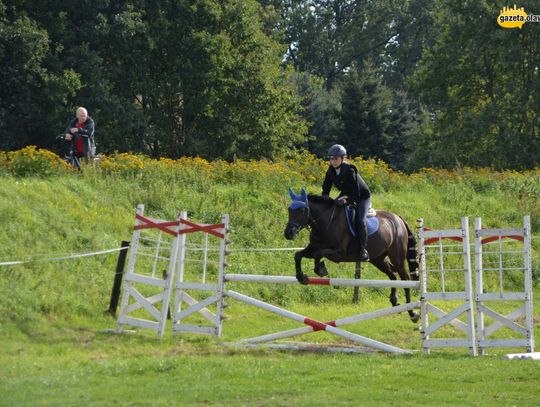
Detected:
[{"left": 345, "top": 207, "right": 380, "bottom": 237}]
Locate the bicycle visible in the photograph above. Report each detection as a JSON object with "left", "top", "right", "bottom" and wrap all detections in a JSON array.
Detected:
[{"left": 55, "top": 134, "right": 83, "bottom": 170}]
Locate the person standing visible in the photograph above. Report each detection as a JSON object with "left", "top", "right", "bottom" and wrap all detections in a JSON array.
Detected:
[{"left": 65, "top": 107, "right": 95, "bottom": 159}]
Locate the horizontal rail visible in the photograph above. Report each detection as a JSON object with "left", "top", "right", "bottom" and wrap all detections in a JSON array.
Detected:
[
  {"left": 176, "top": 282, "right": 218, "bottom": 291},
  {"left": 424, "top": 268, "right": 467, "bottom": 273},
  {"left": 224, "top": 274, "right": 419, "bottom": 289},
  {"left": 420, "top": 229, "right": 464, "bottom": 239},
  {"left": 124, "top": 273, "right": 168, "bottom": 288},
  {"left": 476, "top": 292, "right": 528, "bottom": 301},
  {"left": 478, "top": 339, "right": 530, "bottom": 348},
  {"left": 475, "top": 228, "right": 524, "bottom": 237}
]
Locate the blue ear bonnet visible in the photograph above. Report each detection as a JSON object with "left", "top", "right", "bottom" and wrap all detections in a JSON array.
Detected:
[
  {"left": 288, "top": 187, "right": 308, "bottom": 210},
  {"left": 290, "top": 200, "right": 308, "bottom": 210}
]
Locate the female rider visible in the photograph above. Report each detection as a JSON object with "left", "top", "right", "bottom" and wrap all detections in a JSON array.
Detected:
[{"left": 322, "top": 144, "right": 371, "bottom": 261}]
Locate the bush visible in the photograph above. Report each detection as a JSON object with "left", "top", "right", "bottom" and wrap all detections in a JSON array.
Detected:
[{"left": 5, "top": 146, "right": 70, "bottom": 177}]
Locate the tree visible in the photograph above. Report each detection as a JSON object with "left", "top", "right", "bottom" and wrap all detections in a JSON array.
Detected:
[
  {"left": 339, "top": 61, "right": 393, "bottom": 161},
  {"left": 95, "top": 0, "right": 307, "bottom": 159},
  {"left": 0, "top": 2, "right": 81, "bottom": 151},
  {"left": 409, "top": 0, "right": 540, "bottom": 169},
  {"left": 0, "top": 0, "right": 307, "bottom": 160},
  {"left": 289, "top": 71, "right": 343, "bottom": 156},
  {"left": 386, "top": 90, "right": 418, "bottom": 171}
]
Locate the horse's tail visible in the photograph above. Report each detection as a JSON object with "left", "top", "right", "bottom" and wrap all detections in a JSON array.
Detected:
[{"left": 400, "top": 217, "right": 419, "bottom": 281}]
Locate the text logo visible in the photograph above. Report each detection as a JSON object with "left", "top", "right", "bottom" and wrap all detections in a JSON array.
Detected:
[{"left": 498, "top": 5, "right": 540, "bottom": 28}]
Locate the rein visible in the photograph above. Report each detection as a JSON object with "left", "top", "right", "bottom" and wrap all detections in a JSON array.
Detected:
[
  {"left": 327, "top": 205, "right": 337, "bottom": 230},
  {"left": 288, "top": 199, "right": 337, "bottom": 233},
  {"left": 306, "top": 201, "right": 336, "bottom": 231}
]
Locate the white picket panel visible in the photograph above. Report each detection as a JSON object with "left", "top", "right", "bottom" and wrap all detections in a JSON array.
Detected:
[
  {"left": 418, "top": 217, "right": 477, "bottom": 356},
  {"left": 117, "top": 205, "right": 182, "bottom": 337},
  {"left": 475, "top": 216, "right": 534, "bottom": 354},
  {"left": 172, "top": 214, "right": 229, "bottom": 337}
]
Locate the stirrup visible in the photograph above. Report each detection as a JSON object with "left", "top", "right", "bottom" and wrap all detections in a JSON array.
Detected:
[{"left": 359, "top": 249, "right": 369, "bottom": 262}]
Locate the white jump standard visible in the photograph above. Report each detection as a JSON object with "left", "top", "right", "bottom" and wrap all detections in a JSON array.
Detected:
[
  {"left": 474, "top": 216, "right": 534, "bottom": 354},
  {"left": 417, "top": 217, "right": 477, "bottom": 356}
]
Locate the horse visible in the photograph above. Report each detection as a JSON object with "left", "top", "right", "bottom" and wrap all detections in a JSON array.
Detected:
[{"left": 284, "top": 188, "right": 420, "bottom": 322}]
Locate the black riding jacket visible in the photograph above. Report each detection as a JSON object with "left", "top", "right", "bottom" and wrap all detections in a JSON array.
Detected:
[
  {"left": 65, "top": 116, "right": 95, "bottom": 158},
  {"left": 322, "top": 163, "right": 371, "bottom": 205}
]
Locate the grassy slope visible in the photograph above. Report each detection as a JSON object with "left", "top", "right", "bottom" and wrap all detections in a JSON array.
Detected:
[{"left": 1, "top": 157, "right": 540, "bottom": 406}]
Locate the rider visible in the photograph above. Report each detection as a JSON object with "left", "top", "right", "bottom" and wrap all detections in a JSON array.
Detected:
[{"left": 322, "top": 144, "right": 371, "bottom": 261}]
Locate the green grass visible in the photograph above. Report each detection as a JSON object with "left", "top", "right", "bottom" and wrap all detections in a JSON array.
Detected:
[
  {"left": 2, "top": 304, "right": 540, "bottom": 407},
  {"left": 1, "top": 157, "right": 540, "bottom": 406}
]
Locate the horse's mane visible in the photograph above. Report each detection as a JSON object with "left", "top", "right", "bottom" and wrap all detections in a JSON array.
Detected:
[{"left": 307, "top": 194, "right": 335, "bottom": 205}]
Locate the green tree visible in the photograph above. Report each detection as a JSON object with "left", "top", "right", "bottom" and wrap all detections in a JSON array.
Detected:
[
  {"left": 1, "top": 0, "right": 307, "bottom": 160},
  {"left": 386, "top": 90, "right": 419, "bottom": 171},
  {"left": 409, "top": 0, "right": 540, "bottom": 169},
  {"left": 97, "top": 0, "right": 307, "bottom": 159},
  {"left": 0, "top": 2, "right": 80, "bottom": 151},
  {"left": 339, "top": 61, "right": 393, "bottom": 161},
  {"left": 289, "top": 71, "right": 343, "bottom": 156}
]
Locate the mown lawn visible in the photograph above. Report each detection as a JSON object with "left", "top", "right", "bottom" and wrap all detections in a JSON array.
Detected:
[{"left": 2, "top": 297, "right": 539, "bottom": 407}]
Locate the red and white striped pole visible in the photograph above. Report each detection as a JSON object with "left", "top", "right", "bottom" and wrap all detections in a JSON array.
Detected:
[
  {"left": 225, "top": 274, "right": 419, "bottom": 289},
  {"left": 226, "top": 290, "right": 411, "bottom": 354},
  {"left": 240, "top": 301, "right": 421, "bottom": 345}
]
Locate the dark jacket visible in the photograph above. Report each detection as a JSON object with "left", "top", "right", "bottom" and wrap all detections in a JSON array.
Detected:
[
  {"left": 66, "top": 116, "right": 95, "bottom": 157},
  {"left": 322, "top": 162, "right": 371, "bottom": 204}
]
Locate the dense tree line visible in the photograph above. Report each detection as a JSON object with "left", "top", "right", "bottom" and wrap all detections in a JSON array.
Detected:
[
  {"left": 1, "top": 0, "right": 539, "bottom": 170},
  {"left": 0, "top": 0, "right": 307, "bottom": 160}
]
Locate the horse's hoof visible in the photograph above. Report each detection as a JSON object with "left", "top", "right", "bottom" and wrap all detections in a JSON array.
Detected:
[
  {"left": 296, "top": 274, "right": 309, "bottom": 285},
  {"left": 410, "top": 313, "right": 420, "bottom": 323},
  {"left": 314, "top": 261, "right": 328, "bottom": 277}
]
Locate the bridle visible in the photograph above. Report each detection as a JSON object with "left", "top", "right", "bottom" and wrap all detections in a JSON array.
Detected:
[
  {"left": 287, "top": 205, "right": 311, "bottom": 232},
  {"left": 287, "top": 200, "right": 335, "bottom": 233}
]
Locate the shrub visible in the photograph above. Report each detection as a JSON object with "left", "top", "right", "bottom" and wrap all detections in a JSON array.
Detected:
[{"left": 6, "top": 146, "right": 70, "bottom": 177}]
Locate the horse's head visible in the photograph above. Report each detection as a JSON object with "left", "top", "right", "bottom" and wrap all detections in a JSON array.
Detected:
[{"left": 284, "top": 188, "right": 310, "bottom": 240}]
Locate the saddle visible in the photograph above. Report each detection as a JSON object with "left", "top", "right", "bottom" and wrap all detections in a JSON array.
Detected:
[{"left": 345, "top": 205, "right": 379, "bottom": 237}]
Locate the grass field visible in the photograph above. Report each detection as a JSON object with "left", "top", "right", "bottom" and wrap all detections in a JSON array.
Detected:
[
  {"left": 1, "top": 151, "right": 539, "bottom": 406},
  {"left": 2, "top": 301, "right": 540, "bottom": 407}
]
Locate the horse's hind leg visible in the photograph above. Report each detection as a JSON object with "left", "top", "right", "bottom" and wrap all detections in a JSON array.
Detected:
[
  {"left": 393, "top": 261, "right": 420, "bottom": 323},
  {"left": 370, "top": 257, "right": 399, "bottom": 307}
]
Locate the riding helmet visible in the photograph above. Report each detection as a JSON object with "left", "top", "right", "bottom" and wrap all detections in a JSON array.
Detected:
[{"left": 327, "top": 144, "right": 347, "bottom": 158}]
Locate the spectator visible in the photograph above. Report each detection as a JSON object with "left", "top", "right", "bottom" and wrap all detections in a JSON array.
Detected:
[{"left": 65, "top": 107, "right": 95, "bottom": 159}]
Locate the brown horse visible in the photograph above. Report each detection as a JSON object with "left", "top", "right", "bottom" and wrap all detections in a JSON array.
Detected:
[{"left": 284, "top": 189, "right": 420, "bottom": 322}]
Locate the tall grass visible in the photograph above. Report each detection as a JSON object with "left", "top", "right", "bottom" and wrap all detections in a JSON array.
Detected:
[{"left": 0, "top": 147, "right": 539, "bottom": 323}]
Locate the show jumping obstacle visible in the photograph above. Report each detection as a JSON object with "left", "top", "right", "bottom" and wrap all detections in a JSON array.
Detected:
[
  {"left": 117, "top": 205, "right": 182, "bottom": 337},
  {"left": 474, "top": 216, "right": 534, "bottom": 354},
  {"left": 417, "top": 217, "right": 477, "bottom": 356},
  {"left": 116, "top": 206, "right": 534, "bottom": 356}
]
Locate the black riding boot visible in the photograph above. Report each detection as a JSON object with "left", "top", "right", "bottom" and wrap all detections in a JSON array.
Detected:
[{"left": 355, "top": 210, "right": 369, "bottom": 262}]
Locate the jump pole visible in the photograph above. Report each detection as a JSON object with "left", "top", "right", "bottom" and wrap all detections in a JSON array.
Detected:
[
  {"left": 226, "top": 290, "right": 412, "bottom": 354},
  {"left": 239, "top": 301, "right": 421, "bottom": 344},
  {"left": 224, "top": 274, "right": 419, "bottom": 289}
]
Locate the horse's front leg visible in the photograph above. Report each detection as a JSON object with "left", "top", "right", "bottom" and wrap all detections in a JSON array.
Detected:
[
  {"left": 314, "top": 258, "right": 328, "bottom": 277},
  {"left": 294, "top": 246, "right": 316, "bottom": 285}
]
